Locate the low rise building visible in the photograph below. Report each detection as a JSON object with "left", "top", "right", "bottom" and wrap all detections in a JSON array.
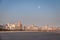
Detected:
[
  {"left": 24, "top": 24, "right": 39, "bottom": 31},
  {"left": 5, "top": 23, "right": 16, "bottom": 30}
]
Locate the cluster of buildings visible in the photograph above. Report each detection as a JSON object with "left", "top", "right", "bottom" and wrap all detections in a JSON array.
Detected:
[
  {"left": 0, "top": 21, "right": 60, "bottom": 32},
  {"left": 0, "top": 21, "right": 22, "bottom": 31},
  {"left": 5, "top": 22, "right": 22, "bottom": 30},
  {"left": 24, "top": 24, "right": 60, "bottom": 32}
]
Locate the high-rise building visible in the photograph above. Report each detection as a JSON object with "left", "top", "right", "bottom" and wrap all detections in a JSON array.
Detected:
[{"left": 17, "top": 21, "right": 22, "bottom": 30}]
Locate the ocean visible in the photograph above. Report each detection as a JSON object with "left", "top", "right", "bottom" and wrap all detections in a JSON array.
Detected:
[{"left": 0, "top": 32, "right": 60, "bottom": 40}]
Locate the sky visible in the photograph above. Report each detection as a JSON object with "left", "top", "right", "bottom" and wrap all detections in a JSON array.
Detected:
[{"left": 0, "top": 0, "right": 60, "bottom": 26}]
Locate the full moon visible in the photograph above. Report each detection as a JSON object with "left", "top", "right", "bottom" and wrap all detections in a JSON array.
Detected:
[{"left": 38, "top": 6, "right": 40, "bottom": 8}]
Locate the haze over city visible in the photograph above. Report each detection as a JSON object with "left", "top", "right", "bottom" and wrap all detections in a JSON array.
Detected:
[{"left": 0, "top": 0, "right": 60, "bottom": 26}]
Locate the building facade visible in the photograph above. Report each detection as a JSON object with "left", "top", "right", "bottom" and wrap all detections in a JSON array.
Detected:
[
  {"left": 5, "top": 23, "right": 16, "bottom": 30},
  {"left": 15, "top": 21, "right": 22, "bottom": 30}
]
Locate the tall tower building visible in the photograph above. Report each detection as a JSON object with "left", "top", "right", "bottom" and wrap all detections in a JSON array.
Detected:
[
  {"left": 17, "top": 21, "right": 22, "bottom": 30},
  {"left": 44, "top": 25, "right": 48, "bottom": 31}
]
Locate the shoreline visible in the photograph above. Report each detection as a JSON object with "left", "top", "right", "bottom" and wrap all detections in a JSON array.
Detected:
[{"left": 0, "top": 31, "right": 59, "bottom": 33}]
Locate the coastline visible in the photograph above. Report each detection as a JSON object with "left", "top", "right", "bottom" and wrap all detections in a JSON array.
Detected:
[{"left": 0, "top": 31, "right": 59, "bottom": 33}]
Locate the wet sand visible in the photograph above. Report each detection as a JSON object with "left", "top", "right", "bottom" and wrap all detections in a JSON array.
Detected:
[{"left": 0, "top": 32, "right": 60, "bottom": 40}]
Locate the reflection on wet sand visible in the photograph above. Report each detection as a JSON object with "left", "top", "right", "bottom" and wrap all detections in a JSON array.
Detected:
[
  {"left": 0, "top": 32, "right": 60, "bottom": 40},
  {"left": 0, "top": 36, "right": 2, "bottom": 40}
]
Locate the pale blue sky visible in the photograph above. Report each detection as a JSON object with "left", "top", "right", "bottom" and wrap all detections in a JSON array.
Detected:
[{"left": 0, "top": 0, "right": 60, "bottom": 26}]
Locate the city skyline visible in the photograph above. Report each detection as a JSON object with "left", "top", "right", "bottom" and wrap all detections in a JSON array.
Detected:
[{"left": 0, "top": 0, "right": 60, "bottom": 26}]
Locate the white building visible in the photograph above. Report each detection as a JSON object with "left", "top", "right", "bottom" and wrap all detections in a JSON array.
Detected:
[
  {"left": 5, "top": 23, "right": 16, "bottom": 30},
  {"left": 24, "top": 24, "right": 38, "bottom": 31}
]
